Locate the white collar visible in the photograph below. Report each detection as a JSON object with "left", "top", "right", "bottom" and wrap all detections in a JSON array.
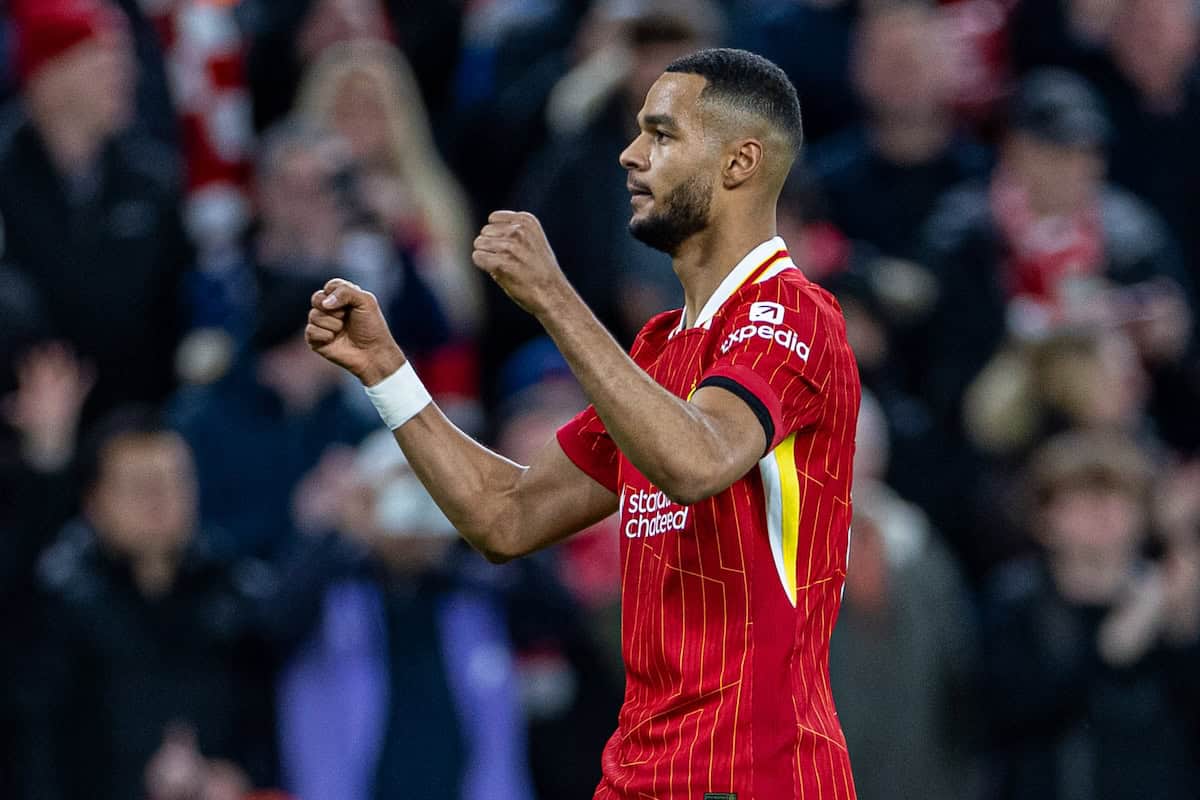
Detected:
[{"left": 674, "top": 236, "right": 792, "bottom": 334}]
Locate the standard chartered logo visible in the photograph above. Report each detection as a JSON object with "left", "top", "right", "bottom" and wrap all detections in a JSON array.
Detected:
[
  {"left": 720, "top": 303, "right": 810, "bottom": 361},
  {"left": 623, "top": 488, "right": 689, "bottom": 538}
]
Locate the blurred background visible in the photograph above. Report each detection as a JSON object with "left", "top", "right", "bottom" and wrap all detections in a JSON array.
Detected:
[{"left": 0, "top": 0, "right": 1198, "bottom": 798}]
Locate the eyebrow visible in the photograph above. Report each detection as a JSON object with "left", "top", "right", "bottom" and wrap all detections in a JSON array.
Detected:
[{"left": 640, "top": 113, "right": 679, "bottom": 130}]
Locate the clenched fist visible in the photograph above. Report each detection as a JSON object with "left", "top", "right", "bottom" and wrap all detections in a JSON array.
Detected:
[
  {"left": 472, "top": 210, "right": 572, "bottom": 316},
  {"left": 306, "top": 278, "right": 406, "bottom": 386}
]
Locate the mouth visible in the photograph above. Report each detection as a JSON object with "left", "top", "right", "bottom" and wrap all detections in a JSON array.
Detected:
[{"left": 627, "top": 180, "right": 653, "bottom": 201}]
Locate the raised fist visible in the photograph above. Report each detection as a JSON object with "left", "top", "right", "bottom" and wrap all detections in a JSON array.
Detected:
[{"left": 306, "top": 278, "right": 406, "bottom": 385}]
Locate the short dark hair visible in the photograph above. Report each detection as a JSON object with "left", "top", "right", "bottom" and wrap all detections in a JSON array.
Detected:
[
  {"left": 78, "top": 406, "right": 178, "bottom": 494},
  {"left": 666, "top": 48, "right": 804, "bottom": 155}
]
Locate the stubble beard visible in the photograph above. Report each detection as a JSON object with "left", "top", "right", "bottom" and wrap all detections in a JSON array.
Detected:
[{"left": 629, "top": 174, "right": 713, "bottom": 256}]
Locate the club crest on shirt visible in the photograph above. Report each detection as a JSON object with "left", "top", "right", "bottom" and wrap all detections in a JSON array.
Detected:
[{"left": 622, "top": 486, "right": 690, "bottom": 539}]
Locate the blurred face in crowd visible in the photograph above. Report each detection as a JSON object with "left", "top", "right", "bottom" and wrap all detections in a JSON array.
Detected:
[
  {"left": 1110, "top": 0, "right": 1199, "bottom": 100},
  {"left": 257, "top": 333, "right": 346, "bottom": 412},
  {"left": 619, "top": 72, "right": 717, "bottom": 254},
  {"left": 29, "top": 26, "right": 135, "bottom": 138},
  {"left": 853, "top": 4, "right": 955, "bottom": 120},
  {"left": 1040, "top": 483, "right": 1145, "bottom": 605},
  {"left": 298, "top": 0, "right": 388, "bottom": 61},
  {"left": 330, "top": 71, "right": 392, "bottom": 167},
  {"left": 86, "top": 432, "right": 197, "bottom": 561},
  {"left": 1005, "top": 132, "right": 1105, "bottom": 216},
  {"left": 626, "top": 36, "right": 709, "bottom": 118},
  {"left": 258, "top": 142, "right": 345, "bottom": 260}
]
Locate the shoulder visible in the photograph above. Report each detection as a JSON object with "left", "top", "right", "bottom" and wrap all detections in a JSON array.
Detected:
[
  {"left": 0, "top": 105, "right": 35, "bottom": 176},
  {"left": 630, "top": 308, "right": 681, "bottom": 356},
  {"left": 946, "top": 133, "right": 993, "bottom": 173},
  {"left": 728, "top": 268, "right": 844, "bottom": 327},
  {"left": 807, "top": 127, "right": 870, "bottom": 183},
  {"left": 981, "top": 556, "right": 1051, "bottom": 620},
  {"left": 1099, "top": 185, "right": 1172, "bottom": 262},
  {"left": 36, "top": 520, "right": 103, "bottom": 605},
  {"left": 923, "top": 180, "right": 994, "bottom": 253},
  {"left": 111, "top": 133, "right": 184, "bottom": 197}
]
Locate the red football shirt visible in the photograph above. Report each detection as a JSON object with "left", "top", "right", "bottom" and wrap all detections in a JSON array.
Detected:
[{"left": 558, "top": 237, "right": 861, "bottom": 800}]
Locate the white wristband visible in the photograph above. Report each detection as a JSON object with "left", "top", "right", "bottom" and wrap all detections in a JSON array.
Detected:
[{"left": 363, "top": 362, "right": 432, "bottom": 430}]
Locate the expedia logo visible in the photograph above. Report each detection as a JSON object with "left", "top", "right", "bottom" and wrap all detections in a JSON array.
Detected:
[
  {"left": 749, "top": 301, "right": 785, "bottom": 324},
  {"left": 720, "top": 304, "right": 811, "bottom": 361},
  {"left": 623, "top": 487, "right": 689, "bottom": 539}
]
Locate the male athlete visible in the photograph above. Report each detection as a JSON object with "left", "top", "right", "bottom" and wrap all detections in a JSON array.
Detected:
[{"left": 307, "top": 49, "right": 860, "bottom": 800}]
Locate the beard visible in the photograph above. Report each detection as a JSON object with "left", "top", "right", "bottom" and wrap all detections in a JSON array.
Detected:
[{"left": 629, "top": 174, "right": 713, "bottom": 255}]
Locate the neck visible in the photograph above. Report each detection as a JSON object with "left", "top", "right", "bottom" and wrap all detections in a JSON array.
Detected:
[
  {"left": 132, "top": 551, "right": 181, "bottom": 597},
  {"left": 674, "top": 206, "right": 778, "bottom": 326},
  {"left": 31, "top": 106, "right": 104, "bottom": 176},
  {"left": 1138, "top": 78, "right": 1187, "bottom": 115},
  {"left": 871, "top": 112, "right": 952, "bottom": 165}
]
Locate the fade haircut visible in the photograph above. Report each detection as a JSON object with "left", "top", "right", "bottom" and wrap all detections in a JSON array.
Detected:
[{"left": 665, "top": 48, "right": 804, "bottom": 159}]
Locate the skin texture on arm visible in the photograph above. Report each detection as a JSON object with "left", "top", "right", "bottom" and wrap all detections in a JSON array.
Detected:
[{"left": 306, "top": 280, "right": 615, "bottom": 562}]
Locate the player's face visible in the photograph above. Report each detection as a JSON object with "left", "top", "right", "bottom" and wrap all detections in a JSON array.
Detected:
[{"left": 619, "top": 73, "right": 717, "bottom": 255}]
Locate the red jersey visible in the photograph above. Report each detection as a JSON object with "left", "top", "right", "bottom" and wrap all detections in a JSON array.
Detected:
[{"left": 557, "top": 237, "right": 861, "bottom": 800}]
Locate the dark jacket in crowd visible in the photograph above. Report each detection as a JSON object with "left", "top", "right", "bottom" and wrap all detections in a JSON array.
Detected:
[
  {"left": 809, "top": 127, "right": 991, "bottom": 262},
  {"left": 982, "top": 558, "right": 1200, "bottom": 800},
  {"left": 830, "top": 529, "right": 979, "bottom": 800},
  {"left": 12, "top": 523, "right": 290, "bottom": 800},
  {"left": 1102, "top": 68, "right": 1200, "bottom": 285},
  {"left": 170, "top": 363, "right": 376, "bottom": 560},
  {"left": 0, "top": 109, "right": 192, "bottom": 422}
]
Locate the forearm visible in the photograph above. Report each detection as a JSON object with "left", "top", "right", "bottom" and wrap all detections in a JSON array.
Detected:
[
  {"left": 538, "top": 290, "right": 734, "bottom": 503},
  {"left": 390, "top": 403, "right": 527, "bottom": 561}
]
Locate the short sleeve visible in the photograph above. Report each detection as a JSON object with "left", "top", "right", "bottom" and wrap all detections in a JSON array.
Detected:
[
  {"left": 556, "top": 405, "right": 620, "bottom": 493},
  {"left": 699, "top": 283, "right": 828, "bottom": 452}
]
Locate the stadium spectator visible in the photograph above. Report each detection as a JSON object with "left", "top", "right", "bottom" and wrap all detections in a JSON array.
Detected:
[
  {"left": 982, "top": 429, "right": 1200, "bottom": 800},
  {"left": 238, "top": 0, "right": 391, "bottom": 133},
  {"left": 502, "top": 0, "right": 721, "bottom": 399},
  {"left": 1008, "top": 0, "right": 1123, "bottom": 79},
  {"left": 921, "top": 69, "right": 1192, "bottom": 553},
  {"left": 1103, "top": 0, "right": 1200, "bottom": 288},
  {"left": 318, "top": 430, "right": 537, "bottom": 800},
  {"left": 170, "top": 276, "right": 378, "bottom": 559},
  {"left": 297, "top": 40, "right": 482, "bottom": 332},
  {"left": 830, "top": 390, "right": 981, "bottom": 800},
  {"left": 13, "top": 409, "right": 283, "bottom": 800},
  {"left": 733, "top": 0, "right": 859, "bottom": 144},
  {"left": 0, "top": 0, "right": 192, "bottom": 422},
  {"left": 810, "top": 0, "right": 990, "bottom": 263},
  {"left": 0, "top": 291, "right": 91, "bottom": 798}
]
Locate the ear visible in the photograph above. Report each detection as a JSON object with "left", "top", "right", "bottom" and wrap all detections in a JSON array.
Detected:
[{"left": 722, "top": 138, "right": 764, "bottom": 189}]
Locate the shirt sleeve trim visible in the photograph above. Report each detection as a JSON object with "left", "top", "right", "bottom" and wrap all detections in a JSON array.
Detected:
[{"left": 697, "top": 368, "right": 782, "bottom": 455}]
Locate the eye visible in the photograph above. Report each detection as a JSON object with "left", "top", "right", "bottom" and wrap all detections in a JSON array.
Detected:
[{"left": 654, "top": 130, "right": 670, "bottom": 144}]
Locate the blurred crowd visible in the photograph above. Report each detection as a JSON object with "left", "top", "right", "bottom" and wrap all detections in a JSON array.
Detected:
[{"left": 0, "top": 0, "right": 1198, "bottom": 798}]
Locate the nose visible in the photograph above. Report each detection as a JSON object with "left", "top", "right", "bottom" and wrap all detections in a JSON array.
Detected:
[{"left": 619, "top": 133, "right": 648, "bottom": 172}]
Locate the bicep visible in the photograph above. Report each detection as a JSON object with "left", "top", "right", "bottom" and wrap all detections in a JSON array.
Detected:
[{"left": 512, "top": 436, "right": 619, "bottom": 554}]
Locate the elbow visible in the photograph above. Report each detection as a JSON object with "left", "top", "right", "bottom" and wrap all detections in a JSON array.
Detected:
[
  {"left": 457, "top": 514, "right": 527, "bottom": 565},
  {"left": 657, "top": 467, "right": 722, "bottom": 507},
  {"left": 656, "top": 451, "right": 743, "bottom": 506},
  {"left": 477, "top": 534, "right": 522, "bottom": 564},
  {"left": 662, "top": 485, "right": 713, "bottom": 507}
]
